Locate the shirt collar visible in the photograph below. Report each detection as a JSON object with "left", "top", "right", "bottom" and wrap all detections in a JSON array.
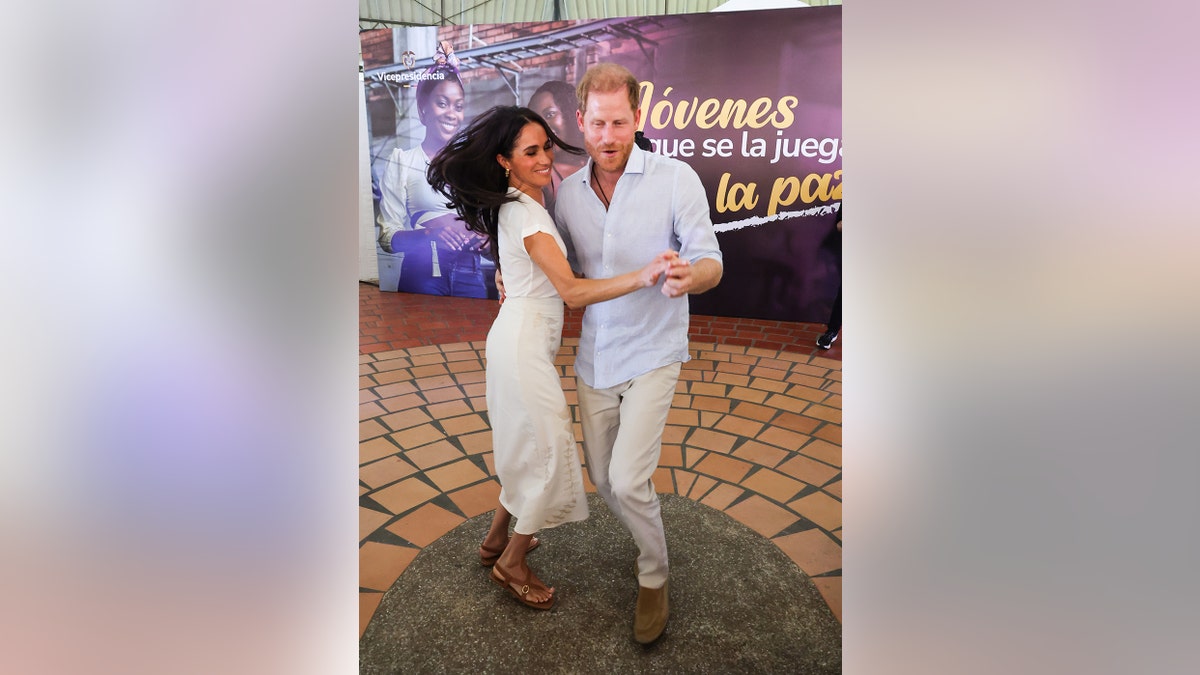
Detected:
[
  {"left": 625, "top": 144, "right": 647, "bottom": 175},
  {"left": 583, "top": 144, "right": 647, "bottom": 185}
]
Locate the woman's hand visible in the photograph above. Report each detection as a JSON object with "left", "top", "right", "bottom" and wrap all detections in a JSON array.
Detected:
[
  {"left": 639, "top": 250, "right": 681, "bottom": 287},
  {"left": 662, "top": 256, "right": 722, "bottom": 298}
]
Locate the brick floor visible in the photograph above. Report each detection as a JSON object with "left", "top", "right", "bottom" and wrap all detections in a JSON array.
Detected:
[{"left": 358, "top": 283, "right": 841, "bottom": 636}]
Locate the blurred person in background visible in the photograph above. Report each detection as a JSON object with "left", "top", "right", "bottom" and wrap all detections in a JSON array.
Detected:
[{"left": 816, "top": 208, "right": 842, "bottom": 349}]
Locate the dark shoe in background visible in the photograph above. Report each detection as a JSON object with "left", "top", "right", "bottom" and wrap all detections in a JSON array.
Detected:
[{"left": 816, "top": 329, "right": 839, "bottom": 350}]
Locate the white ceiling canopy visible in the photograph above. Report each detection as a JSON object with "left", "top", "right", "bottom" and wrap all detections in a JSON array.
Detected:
[
  {"left": 712, "top": 0, "right": 808, "bottom": 11},
  {"left": 359, "top": 0, "right": 835, "bottom": 30}
]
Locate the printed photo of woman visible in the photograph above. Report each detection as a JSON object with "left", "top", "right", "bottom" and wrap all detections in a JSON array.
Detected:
[
  {"left": 377, "top": 41, "right": 496, "bottom": 298},
  {"left": 527, "top": 80, "right": 588, "bottom": 216}
]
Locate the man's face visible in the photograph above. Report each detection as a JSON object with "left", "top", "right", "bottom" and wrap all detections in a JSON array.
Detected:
[{"left": 577, "top": 88, "right": 639, "bottom": 175}]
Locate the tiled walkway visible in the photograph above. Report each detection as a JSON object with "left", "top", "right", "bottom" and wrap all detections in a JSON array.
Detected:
[{"left": 359, "top": 282, "right": 842, "bottom": 635}]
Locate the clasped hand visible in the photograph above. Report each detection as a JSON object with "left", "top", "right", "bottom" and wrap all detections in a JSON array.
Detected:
[
  {"left": 633, "top": 250, "right": 699, "bottom": 298},
  {"left": 424, "top": 214, "right": 485, "bottom": 251},
  {"left": 640, "top": 250, "right": 679, "bottom": 288},
  {"left": 655, "top": 252, "right": 695, "bottom": 298}
]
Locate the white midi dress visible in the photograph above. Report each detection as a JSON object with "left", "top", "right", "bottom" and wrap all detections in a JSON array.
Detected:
[{"left": 486, "top": 189, "right": 589, "bottom": 533}]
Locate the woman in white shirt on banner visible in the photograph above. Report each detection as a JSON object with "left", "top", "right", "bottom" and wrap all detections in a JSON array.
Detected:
[{"left": 377, "top": 41, "right": 494, "bottom": 298}]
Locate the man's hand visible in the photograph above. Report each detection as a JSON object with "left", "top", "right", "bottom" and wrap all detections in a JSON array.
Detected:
[
  {"left": 639, "top": 250, "right": 680, "bottom": 287},
  {"left": 661, "top": 257, "right": 722, "bottom": 298}
]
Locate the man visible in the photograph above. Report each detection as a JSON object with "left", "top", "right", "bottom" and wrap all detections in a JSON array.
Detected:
[{"left": 554, "top": 62, "right": 723, "bottom": 644}]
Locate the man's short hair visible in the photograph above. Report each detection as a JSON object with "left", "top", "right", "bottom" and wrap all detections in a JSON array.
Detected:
[{"left": 576, "top": 62, "right": 640, "bottom": 114}]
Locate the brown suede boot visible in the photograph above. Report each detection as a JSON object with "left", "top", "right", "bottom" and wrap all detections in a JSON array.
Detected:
[{"left": 633, "top": 581, "right": 669, "bottom": 644}]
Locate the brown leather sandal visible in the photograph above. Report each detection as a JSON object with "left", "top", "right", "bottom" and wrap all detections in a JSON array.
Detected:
[
  {"left": 479, "top": 535, "right": 539, "bottom": 567},
  {"left": 489, "top": 565, "right": 556, "bottom": 610}
]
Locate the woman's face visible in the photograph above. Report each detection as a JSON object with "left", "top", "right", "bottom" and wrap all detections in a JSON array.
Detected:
[
  {"left": 530, "top": 91, "right": 581, "bottom": 148},
  {"left": 419, "top": 80, "right": 465, "bottom": 148},
  {"left": 499, "top": 122, "right": 555, "bottom": 199}
]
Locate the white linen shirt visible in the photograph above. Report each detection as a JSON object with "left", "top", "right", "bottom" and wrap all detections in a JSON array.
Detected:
[{"left": 554, "top": 146, "right": 723, "bottom": 389}]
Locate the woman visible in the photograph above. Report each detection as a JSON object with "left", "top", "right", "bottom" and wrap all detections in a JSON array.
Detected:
[
  {"left": 527, "top": 80, "right": 588, "bottom": 214},
  {"left": 377, "top": 42, "right": 494, "bottom": 298},
  {"left": 427, "top": 106, "right": 677, "bottom": 610}
]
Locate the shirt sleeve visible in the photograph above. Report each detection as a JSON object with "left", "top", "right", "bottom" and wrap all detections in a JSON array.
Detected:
[
  {"left": 518, "top": 201, "right": 551, "bottom": 239},
  {"left": 672, "top": 163, "right": 724, "bottom": 266},
  {"left": 377, "top": 147, "right": 412, "bottom": 253}
]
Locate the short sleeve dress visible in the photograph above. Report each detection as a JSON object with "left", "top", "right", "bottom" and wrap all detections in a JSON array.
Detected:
[{"left": 485, "top": 188, "right": 589, "bottom": 533}]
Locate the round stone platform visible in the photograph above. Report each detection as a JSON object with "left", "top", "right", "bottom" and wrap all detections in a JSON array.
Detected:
[{"left": 361, "top": 494, "right": 841, "bottom": 674}]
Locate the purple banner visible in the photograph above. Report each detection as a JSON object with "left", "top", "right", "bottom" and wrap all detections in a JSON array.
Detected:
[{"left": 362, "top": 8, "right": 841, "bottom": 322}]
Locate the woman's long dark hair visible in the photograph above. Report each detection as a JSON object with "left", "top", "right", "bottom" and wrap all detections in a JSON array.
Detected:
[{"left": 426, "top": 105, "right": 583, "bottom": 263}]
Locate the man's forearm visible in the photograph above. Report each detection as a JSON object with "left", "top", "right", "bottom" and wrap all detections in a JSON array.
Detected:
[{"left": 689, "top": 257, "right": 723, "bottom": 294}]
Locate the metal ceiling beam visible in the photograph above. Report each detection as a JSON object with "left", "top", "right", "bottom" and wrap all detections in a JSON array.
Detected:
[
  {"left": 359, "top": 17, "right": 435, "bottom": 28},
  {"left": 364, "top": 15, "right": 666, "bottom": 78}
]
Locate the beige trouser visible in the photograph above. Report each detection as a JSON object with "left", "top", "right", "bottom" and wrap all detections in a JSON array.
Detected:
[{"left": 576, "top": 362, "right": 681, "bottom": 589}]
